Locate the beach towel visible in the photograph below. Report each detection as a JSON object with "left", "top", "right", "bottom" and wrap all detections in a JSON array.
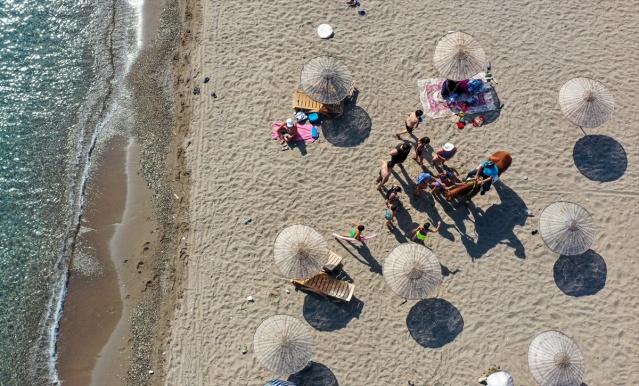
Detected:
[
  {"left": 418, "top": 73, "right": 495, "bottom": 119},
  {"left": 271, "top": 122, "right": 317, "bottom": 142}
]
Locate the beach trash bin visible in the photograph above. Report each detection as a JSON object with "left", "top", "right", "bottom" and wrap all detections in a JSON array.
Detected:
[{"left": 308, "top": 113, "right": 319, "bottom": 123}]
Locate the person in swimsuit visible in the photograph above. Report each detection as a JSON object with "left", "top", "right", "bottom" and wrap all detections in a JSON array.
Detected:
[
  {"left": 414, "top": 172, "right": 434, "bottom": 196},
  {"left": 389, "top": 143, "right": 412, "bottom": 167},
  {"left": 376, "top": 160, "right": 395, "bottom": 190},
  {"left": 411, "top": 137, "right": 430, "bottom": 167},
  {"left": 276, "top": 118, "right": 298, "bottom": 150},
  {"left": 412, "top": 221, "right": 442, "bottom": 243},
  {"left": 342, "top": 220, "right": 365, "bottom": 240},
  {"left": 432, "top": 143, "right": 457, "bottom": 164},
  {"left": 395, "top": 110, "right": 424, "bottom": 139},
  {"left": 430, "top": 168, "right": 460, "bottom": 194},
  {"left": 385, "top": 204, "right": 398, "bottom": 228},
  {"left": 385, "top": 184, "right": 402, "bottom": 205}
]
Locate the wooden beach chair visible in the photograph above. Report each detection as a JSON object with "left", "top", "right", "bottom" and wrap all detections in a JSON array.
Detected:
[
  {"left": 291, "top": 272, "right": 354, "bottom": 302},
  {"left": 322, "top": 251, "right": 343, "bottom": 272},
  {"left": 292, "top": 90, "right": 329, "bottom": 115}
]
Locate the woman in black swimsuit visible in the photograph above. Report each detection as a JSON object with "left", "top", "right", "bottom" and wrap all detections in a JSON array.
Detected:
[{"left": 390, "top": 143, "right": 411, "bottom": 166}]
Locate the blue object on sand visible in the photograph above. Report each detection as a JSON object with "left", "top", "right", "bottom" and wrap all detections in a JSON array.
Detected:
[
  {"left": 308, "top": 112, "right": 319, "bottom": 123},
  {"left": 311, "top": 126, "right": 319, "bottom": 139}
]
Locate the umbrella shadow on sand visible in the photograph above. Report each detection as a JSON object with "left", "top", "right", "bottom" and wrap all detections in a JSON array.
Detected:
[
  {"left": 573, "top": 134, "right": 627, "bottom": 182},
  {"left": 553, "top": 250, "right": 607, "bottom": 297},
  {"left": 321, "top": 106, "right": 372, "bottom": 147},
  {"left": 406, "top": 298, "right": 464, "bottom": 348},
  {"left": 302, "top": 292, "right": 364, "bottom": 332},
  {"left": 459, "top": 182, "right": 528, "bottom": 260},
  {"left": 288, "top": 362, "right": 339, "bottom": 386}
]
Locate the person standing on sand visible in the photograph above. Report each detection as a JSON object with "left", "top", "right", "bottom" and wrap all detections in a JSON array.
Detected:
[
  {"left": 385, "top": 203, "right": 398, "bottom": 228},
  {"left": 396, "top": 110, "right": 424, "bottom": 139},
  {"left": 390, "top": 143, "right": 412, "bottom": 168},
  {"left": 384, "top": 184, "right": 402, "bottom": 205},
  {"left": 432, "top": 143, "right": 457, "bottom": 164},
  {"left": 412, "top": 221, "right": 441, "bottom": 243},
  {"left": 412, "top": 137, "right": 430, "bottom": 167},
  {"left": 376, "top": 160, "right": 395, "bottom": 190}
]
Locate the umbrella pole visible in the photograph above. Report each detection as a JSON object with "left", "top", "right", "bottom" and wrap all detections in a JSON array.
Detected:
[{"left": 578, "top": 125, "right": 587, "bottom": 136}]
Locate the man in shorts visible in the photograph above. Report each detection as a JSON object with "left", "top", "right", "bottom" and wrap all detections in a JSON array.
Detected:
[{"left": 395, "top": 110, "right": 424, "bottom": 139}]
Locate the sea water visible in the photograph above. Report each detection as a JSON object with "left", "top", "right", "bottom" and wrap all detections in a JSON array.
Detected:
[{"left": 0, "top": 0, "right": 137, "bottom": 382}]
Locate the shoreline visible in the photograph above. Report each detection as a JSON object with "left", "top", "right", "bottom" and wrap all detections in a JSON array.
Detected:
[{"left": 55, "top": 0, "right": 183, "bottom": 383}]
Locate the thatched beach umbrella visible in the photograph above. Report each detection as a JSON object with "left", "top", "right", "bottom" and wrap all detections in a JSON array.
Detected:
[
  {"left": 559, "top": 77, "right": 614, "bottom": 128},
  {"left": 254, "top": 315, "right": 313, "bottom": 375},
  {"left": 433, "top": 31, "right": 486, "bottom": 81},
  {"left": 487, "top": 371, "right": 515, "bottom": 386},
  {"left": 383, "top": 243, "right": 442, "bottom": 299},
  {"left": 539, "top": 201, "right": 596, "bottom": 256},
  {"left": 528, "top": 330, "right": 585, "bottom": 386},
  {"left": 300, "top": 56, "right": 353, "bottom": 104},
  {"left": 274, "top": 225, "right": 329, "bottom": 280}
]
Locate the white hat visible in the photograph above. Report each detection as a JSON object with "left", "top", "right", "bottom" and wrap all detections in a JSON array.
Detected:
[
  {"left": 443, "top": 143, "right": 455, "bottom": 151},
  {"left": 286, "top": 118, "right": 294, "bottom": 127},
  {"left": 317, "top": 24, "right": 333, "bottom": 39}
]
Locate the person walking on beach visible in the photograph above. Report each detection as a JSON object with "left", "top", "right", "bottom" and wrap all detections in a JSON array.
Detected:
[
  {"left": 432, "top": 143, "right": 457, "bottom": 165},
  {"left": 412, "top": 221, "right": 441, "bottom": 243},
  {"left": 412, "top": 137, "right": 430, "bottom": 167},
  {"left": 396, "top": 110, "right": 424, "bottom": 139},
  {"left": 276, "top": 118, "right": 298, "bottom": 150},
  {"left": 376, "top": 160, "right": 395, "bottom": 190},
  {"left": 390, "top": 143, "right": 412, "bottom": 168},
  {"left": 385, "top": 204, "right": 398, "bottom": 229},
  {"left": 342, "top": 220, "right": 365, "bottom": 240}
]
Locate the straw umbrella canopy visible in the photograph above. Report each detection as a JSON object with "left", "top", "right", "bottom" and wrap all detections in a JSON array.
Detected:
[
  {"left": 528, "top": 330, "right": 585, "bottom": 386},
  {"left": 383, "top": 243, "right": 442, "bottom": 299},
  {"left": 300, "top": 56, "right": 353, "bottom": 104},
  {"left": 433, "top": 31, "right": 486, "bottom": 81},
  {"left": 558, "top": 77, "right": 614, "bottom": 128},
  {"left": 274, "top": 225, "right": 329, "bottom": 280},
  {"left": 254, "top": 315, "right": 313, "bottom": 375},
  {"left": 539, "top": 202, "right": 596, "bottom": 256}
]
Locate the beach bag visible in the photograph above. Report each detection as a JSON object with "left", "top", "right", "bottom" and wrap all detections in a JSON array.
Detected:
[
  {"left": 308, "top": 112, "right": 319, "bottom": 123},
  {"left": 294, "top": 111, "right": 307, "bottom": 122},
  {"left": 311, "top": 126, "right": 319, "bottom": 139}
]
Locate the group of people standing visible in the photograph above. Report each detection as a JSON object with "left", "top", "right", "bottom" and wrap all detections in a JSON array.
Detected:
[{"left": 371, "top": 109, "right": 500, "bottom": 243}]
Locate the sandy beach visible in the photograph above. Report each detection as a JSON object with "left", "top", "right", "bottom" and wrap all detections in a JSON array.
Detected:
[
  {"left": 56, "top": 0, "right": 639, "bottom": 384},
  {"left": 155, "top": 0, "right": 639, "bottom": 385}
]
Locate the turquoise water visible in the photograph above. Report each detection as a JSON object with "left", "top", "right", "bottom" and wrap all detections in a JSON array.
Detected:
[{"left": 0, "top": 0, "right": 133, "bottom": 382}]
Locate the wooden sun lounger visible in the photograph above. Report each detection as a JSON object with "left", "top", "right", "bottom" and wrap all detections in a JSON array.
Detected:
[
  {"left": 323, "top": 251, "right": 343, "bottom": 272},
  {"left": 293, "top": 90, "right": 329, "bottom": 115},
  {"left": 292, "top": 272, "right": 354, "bottom": 302}
]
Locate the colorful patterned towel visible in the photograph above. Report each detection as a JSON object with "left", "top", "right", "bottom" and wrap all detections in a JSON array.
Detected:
[
  {"left": 418, "top": 73, "right": 496, "bottom": 119},
  {"left": 271, "top": 122, "right": 317, "bottom": 142}
]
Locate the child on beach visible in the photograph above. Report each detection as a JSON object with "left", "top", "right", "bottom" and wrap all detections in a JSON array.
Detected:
[
  {"left": 342, "top": 220, "right": 365, "bottom": 240},
  {"left": 385, "top": 204, "right": 398, "bottom": 228},
  {"left": 414, "top": 172, "right": 435, "bottom": 196},
  {"left": 385, "top": 184, "right": 402, "bottom": 205},
  {"left": 396, "top": 110, "right": 424, "bottom": 139},
  {"left": 412, "top": 137, "right": 430, "bottom": 167},
  {"left": 431, "top": 168, "right": 461, "bottom": 194},
  {"left": 412, "top": 221, "right": 442, "bottom": 243}
]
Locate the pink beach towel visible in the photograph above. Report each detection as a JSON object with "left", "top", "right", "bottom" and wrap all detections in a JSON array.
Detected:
[{"left": 271, "top": 122, "right": 317, "bottom": 143}]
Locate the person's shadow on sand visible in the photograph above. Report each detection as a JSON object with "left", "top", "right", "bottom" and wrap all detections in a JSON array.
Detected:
[
  {"left": 461, "top": 182, "right": 527, "bottom": 260},
  {"left": 335, "top": 238, "right": 382, "bottom": 274}
]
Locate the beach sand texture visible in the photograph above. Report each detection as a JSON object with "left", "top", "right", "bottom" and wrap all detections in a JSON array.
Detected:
[{"left": 164, "top": 0, "right": 639, "bottom": 385}]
